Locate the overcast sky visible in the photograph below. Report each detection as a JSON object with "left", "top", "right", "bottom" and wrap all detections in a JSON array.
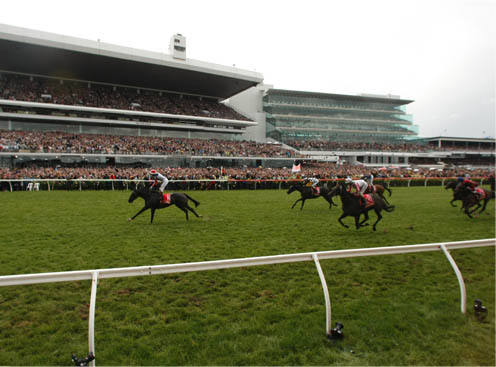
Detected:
[{"left": 1, "top": 0, "right": 494, "bottom": 139}]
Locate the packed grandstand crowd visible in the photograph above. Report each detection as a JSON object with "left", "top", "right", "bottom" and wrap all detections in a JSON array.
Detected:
[
  {"left": 287, "top": 140, "right": 495, "bottom": 152},
  {"left": 1, "top": 164, "right": 494, "bottom": 182},
  {"left": 0, "top": 130, "right": 296, "bottom": 157},
  {"left": 0, "top": 73, "right": 249, "bottom": 121},
  {"left": 1, "top": 130, "right": 494, "bottom": 157}
]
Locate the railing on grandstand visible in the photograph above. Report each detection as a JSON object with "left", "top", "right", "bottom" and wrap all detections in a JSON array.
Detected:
[{"left": 0, "top": 177, "right": 492, "bottom": 192}]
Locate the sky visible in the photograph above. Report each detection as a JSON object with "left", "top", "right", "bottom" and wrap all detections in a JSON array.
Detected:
[{"left": 0, "top": 0, "right": 494, "bottom": 139}]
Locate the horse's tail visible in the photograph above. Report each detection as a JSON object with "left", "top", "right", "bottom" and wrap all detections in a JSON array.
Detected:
[
  {"left": 184, "top": 193, "right": 200, "bottom": 207},
  {"left": 384, "top": 205, "right": 395, "bottom": 212}
]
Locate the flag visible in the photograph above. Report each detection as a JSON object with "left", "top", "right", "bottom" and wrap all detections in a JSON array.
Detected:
[{"left": 292, "top": 163, "right": 301, "bottom": 173}]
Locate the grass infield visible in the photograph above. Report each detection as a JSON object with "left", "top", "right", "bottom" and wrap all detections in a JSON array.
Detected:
[{"left": 0, "top": 186, "right": 494, "bottom": 366}]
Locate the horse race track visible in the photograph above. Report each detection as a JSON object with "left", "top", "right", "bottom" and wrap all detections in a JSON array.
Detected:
[{"left": 0, "top": 186, "right": 494, "bottom": 366}]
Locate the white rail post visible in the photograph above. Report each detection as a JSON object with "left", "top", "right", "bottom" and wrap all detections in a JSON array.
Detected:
[
  {"left": 440, "top": 245, "right": 466, "bottom": 313},
  {"left": 312, "top": 254, "right": 332, "bottom": 335},
  {"left": 88, "top": 271, "right": 99, "bottom": 366}
]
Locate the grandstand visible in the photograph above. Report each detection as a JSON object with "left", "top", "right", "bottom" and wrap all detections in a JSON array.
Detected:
[
  {"left": 0, "top": 23, "right": 494, "bottom": 174},
  {"left": 0, "top": 24, "right": 262, "bottom": 138}
]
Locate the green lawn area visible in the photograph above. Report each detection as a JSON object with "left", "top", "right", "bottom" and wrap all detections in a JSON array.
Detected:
[{"left": 0, "top": 187, "right": 494, "bottom": 365}]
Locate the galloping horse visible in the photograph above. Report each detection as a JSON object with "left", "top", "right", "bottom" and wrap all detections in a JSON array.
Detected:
[
  {"left": 287, "top": 184, "right": 336, "bottom": 210},
  {"left": 455, "top": 185, "right": 493, "bottom": 218},
  {"left": 365, "top": 183, "right": 392, "bottom": 205},
  {"left": 330, "top": 183, "right": 395, "bottom": 231},
  {"left": 128, "top": 184, "right": 202, "bottom": 223}
]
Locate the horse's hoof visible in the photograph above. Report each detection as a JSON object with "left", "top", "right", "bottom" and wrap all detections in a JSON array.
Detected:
[
  {"left": 128, "top": 218, "right": 132, "bottom": 222},
  {"left": 373, "top": 227, "right": 377, "bottom": 231}
]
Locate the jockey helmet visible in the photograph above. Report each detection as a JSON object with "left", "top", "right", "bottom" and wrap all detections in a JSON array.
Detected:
[
  {"left": 345, "top": 177, "right": 352, "bottom": 184},
  {"left": 457, "top": 177, "right": 464, "bottom": 182},
  {"left": 150, "top": 169, "right": 158, "bottom": 176}
]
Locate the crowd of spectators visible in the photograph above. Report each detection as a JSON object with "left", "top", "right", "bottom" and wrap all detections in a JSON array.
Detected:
[
  {"left": 1, "top": 164, "right": 493, "bottom": 181},
  {"left": 0, "top": 73, "right": 249, "bottom": 121},
  {"left": 287, "top": 140, "right": 495, "bottom": 153},
  {"left": 0, "top": 130, "right": 297, "bottom": 158},
  {"left": 2, "top": 130, "right": 494, "bottom": 158}
]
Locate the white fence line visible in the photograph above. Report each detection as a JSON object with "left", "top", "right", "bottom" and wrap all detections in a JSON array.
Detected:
[
  {"left": 0, "top": 177, "right": 490, "bottom": 192},
  {"left": 1, "top": 238, "right": 494, "bottom": 366}
]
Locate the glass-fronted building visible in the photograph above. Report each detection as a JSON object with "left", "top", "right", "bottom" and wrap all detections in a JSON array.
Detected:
[{"left": 263, "top": 89, "right": 417, "bottom": 144}]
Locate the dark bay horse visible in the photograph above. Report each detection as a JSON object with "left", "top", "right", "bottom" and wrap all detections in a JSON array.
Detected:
[
  {"left": 287, "top": 184, "right": 336, "bottom": 210},
  {"left": 330, "top": 183, "right": 395, "bottom": 231},
  {"left": 365, "top": 184, "right": 392, "bottom": 205},
  {"left": 455, "top": 185, "right": 493, "bottom": 218},
  {"left": 128, "top": 185, "right": 202, "bottom": 223}
]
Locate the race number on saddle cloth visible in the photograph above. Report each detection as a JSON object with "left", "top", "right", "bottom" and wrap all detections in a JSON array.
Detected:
[
  {"left": 161, "top": 193, "right": 171, "bottom": 204},
  {"left": 474, "top": 188, "right": 486, "bottom": 200},
  {"left": 363, "top": 194, "right": 374, "bottom": 208}
]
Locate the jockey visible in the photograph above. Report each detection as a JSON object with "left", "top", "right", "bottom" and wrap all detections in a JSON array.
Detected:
[
  {"left": 367, "top": 173, "right": 374, "bottom": 186},
  {"left": 458, "top": 176, "right": 479, "bottom": 194},
  {"left": 304, "top": 175, "right": 319, "bottom": 195},
  {"left": 149, "top": 169, "right": 169, "bottom": 193},
  {"left": 346, "top": 176, "right": 368, "bottom": 204},
  {"left": 362, "top": 174, "right": 374, "bottom": 192}
]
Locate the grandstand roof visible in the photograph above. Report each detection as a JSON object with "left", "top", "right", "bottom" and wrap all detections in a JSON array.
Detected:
[
  {"left": 423, "top": 136, "right": 495, "bottom": 144},
  {"left": 266, "top": 89, "right": 414, "bottom": 105},
  {"left": 0, "top": 23, "right": 263, "bottom": 100}
]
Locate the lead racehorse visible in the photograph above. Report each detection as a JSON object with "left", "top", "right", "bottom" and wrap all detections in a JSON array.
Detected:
[{"left": 128, "top": 184, "right": 202, "bottom": 223}]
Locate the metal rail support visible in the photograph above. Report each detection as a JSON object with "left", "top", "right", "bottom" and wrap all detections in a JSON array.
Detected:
[
  {"left": 88, "top": 272, "right": 99, "bottom": 366},
  {"left": 440, "top": 244, "right": 466, "bottom": 313},
  {"left": 313, "top": 254, "right": 332, "bottom": 335}
]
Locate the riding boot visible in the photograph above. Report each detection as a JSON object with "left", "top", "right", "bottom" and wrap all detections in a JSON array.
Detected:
[{"left": 360, "top": 193, "right": 366, "bottom": 208}]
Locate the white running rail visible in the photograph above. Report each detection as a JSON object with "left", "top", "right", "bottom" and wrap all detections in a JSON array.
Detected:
[{"left": 1, "top": 238, "right": 494, "bottom": 366}]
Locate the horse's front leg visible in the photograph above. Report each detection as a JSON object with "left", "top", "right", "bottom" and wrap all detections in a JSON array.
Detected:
[
  {"left": 450, "top": 198, "right": 457, "bottom": 207},
  {"left": 150, "top": 208, "right": 156, "bottom": 223},
  {"left": 354, "top": 215, "right": 361, "bottom": 230},
  {"left": 129, "top": 206, "right": 149, "bottom": 221},
  {"left": 464, "top": 205, "right": 474, "bottom": 218},
  {"left": 291, "top": 198, "right": 302, "bottom": 209},
  {"left": 325, "top": 195, "right": 336, "bottom": 209},
  {"left": 338, "top": 213, "right": 349, "bottom": 228},
  {"left": 300, "top": 199, "right": 306, "bottom": 210},
  {"left": 478, "top": 199, "right": 489, "bottom": 214},
  {"left": 359, "top": 211, "right": 370, "bottom": 227}
]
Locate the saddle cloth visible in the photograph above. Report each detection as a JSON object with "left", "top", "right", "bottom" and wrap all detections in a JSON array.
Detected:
[
  {"left": 161, "top": 193, "right": 171, "bottom": 204},
  {"left": 363, "top": 194, "right": 374, "bottom": 208},
  {"left": 313, "top": 187, "right": 320, "bottom": 196},
  {"left": 367, "top": 185, "right": 377, "bottom": 194},
  {"left": 353, "top": 193, "right": 374, "bottom": 208},
  {"left": 475, "top": 188, "right": 486, "bottom": 200}
]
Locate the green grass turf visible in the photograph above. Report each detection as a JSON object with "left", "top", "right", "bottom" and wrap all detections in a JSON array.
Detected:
[{"left": 0, "top": 187, "right": 494, "bottom": 366}]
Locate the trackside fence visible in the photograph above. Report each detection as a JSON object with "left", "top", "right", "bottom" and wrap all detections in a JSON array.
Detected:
[
  {"left": 0, "top": 177, "right": 492, "bottom": 192},
  {"left": 0, "top": 239, "right": 494, "bottom": 366}
]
